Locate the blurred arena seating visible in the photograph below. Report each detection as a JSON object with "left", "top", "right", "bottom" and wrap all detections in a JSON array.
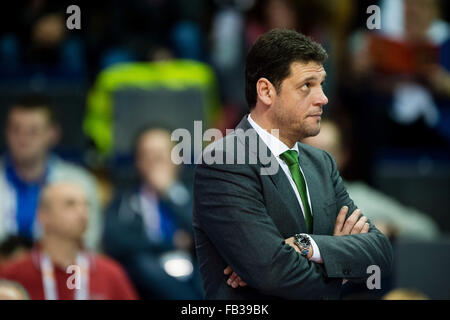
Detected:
[
  {"left": 394, "top": 237, "right": 450, "bottom": 299},
  {"left": 373, "top": 150, "right": 450, "bottom": 233},
  {"left": 112, "top": 88, "right": 205, "bottom": 156},
  {"left": 83, "top": 59, "right": 222, "bottom": 157},
  {"left": 111, "top": 87, "right": 205, "bottom": 186}
]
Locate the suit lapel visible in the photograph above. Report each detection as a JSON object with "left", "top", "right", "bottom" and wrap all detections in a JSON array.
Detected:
[
  {"left": 234, "top": 115, "right": 307, "bottom": 233},
  {"left": 297, "top": 143, "right": 328, "bottom": 235},
  {"left": 260, "top": 162, "right": 308, "bottom": 232}
]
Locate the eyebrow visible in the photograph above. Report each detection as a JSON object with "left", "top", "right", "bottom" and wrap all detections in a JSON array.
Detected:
[
  {"left": 296, "top": 73, "right": 327, "bottom": 87},
  {"left": 301, "top": 73, "right": 327, "bottom": 82}
]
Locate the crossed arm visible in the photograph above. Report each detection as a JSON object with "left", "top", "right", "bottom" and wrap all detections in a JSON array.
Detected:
[{"left": 225, "top": 205, "right": 370, "bottom": 288}]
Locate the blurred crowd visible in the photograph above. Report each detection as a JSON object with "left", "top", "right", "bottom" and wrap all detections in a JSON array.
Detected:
[{"left": 0, "top": 0, "right": 449, "bottom": 300}]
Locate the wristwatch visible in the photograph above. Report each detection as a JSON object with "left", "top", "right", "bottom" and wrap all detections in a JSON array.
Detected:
[{"left": 293, "top": 233, "right": 311, "bottom": 257}]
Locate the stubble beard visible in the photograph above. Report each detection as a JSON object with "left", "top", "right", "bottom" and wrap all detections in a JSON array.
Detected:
[{"left": 272, "top": 109, "right": 321, "bottom": 144}]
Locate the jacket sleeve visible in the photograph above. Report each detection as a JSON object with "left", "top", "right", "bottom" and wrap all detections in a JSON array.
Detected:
[
  {"left": 194, "top": 160, "right": 342, "bottom": 299},
  {"left": 309, "top": 151, "right": 394, "bottom": 281}
]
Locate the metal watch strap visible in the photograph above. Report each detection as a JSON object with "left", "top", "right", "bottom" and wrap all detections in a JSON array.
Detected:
[{"left": 294, "top": 233, "right": 310, "bottom": 257}]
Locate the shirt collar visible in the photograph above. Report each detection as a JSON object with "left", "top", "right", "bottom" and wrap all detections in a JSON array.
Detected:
[
  {"left": 247, "top": 114, "right": 299, "bottom": 158},
  {"left": 4, "top": 154, "right": 50, "bottom": 187}
]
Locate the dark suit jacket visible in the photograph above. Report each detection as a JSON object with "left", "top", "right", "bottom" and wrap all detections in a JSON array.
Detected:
[
  {"left": 193, "top": 115, "right": 393, "bottom": 299},
  {"left": 104, "top": 185, "right": 193, "bottom": 260}
]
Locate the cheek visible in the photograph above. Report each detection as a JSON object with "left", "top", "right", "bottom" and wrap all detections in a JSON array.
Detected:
[
  {"left": 40, "top": 131, "right": 54, "bottom": 146},
  {"left": 289, "top": 89, "right": 308, "bottom": 107},
  {"left": 292, "top": 98, "right": 310, "bottom": 119},
  {"left": 276, "top": 92, "right": 308, "bottom": 119},
  {"left": 137, "top": 159, "right": 151, "bottom": 173},
  {"left": 7, "top": 129, "right": 24, "bottom": 143},
  {"left": 65, "top": 212, "right": 82, "bottom": 227}
]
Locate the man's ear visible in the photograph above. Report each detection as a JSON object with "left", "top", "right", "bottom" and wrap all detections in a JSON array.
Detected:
[
  {"left": 48, "top": 123, "right": 61, "bottom": 147},
  {"left": 256, "top": 78, "right": 276, "bottom": 106},
  {"left": 37, "top": 207, "right": 46, "bottom": 228}
]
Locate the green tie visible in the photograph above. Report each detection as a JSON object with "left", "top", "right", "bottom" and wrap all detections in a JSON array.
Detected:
[{"left": 280, "top": 150, "right": 313, "bottom": 233}]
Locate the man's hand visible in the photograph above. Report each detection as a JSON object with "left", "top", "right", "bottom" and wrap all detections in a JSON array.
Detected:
[
  {"left": 334, "top": 206, "right": 369, "bottom": 285},
  {"left": 224, "top": 266, "right": 247, "bottom": 288},
  {"left": 334, "top": 206, "right": 370, "bottom": 236}
]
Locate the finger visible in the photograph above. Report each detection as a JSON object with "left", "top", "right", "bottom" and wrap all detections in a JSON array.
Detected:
[
  {"left": 231, "top": 276, "right": 241, "bottom": 288},
  {"left": 334, "top": 206, "right": 348, "bottom": 234},
  {"left": 234, "top": 277, "right": 247, "bottom": 287},
  {"left": 227, "top": 272, "right": 238, "bottom": 286},
  {"left": 239, "top": 280, "right": 247, "bottom": 287},
  {"left": 361, "top": 223, "right": 370, "bottom": 234},
  {"left": 224, "top": 266, "right": 232, "bottom": 275},
  {"left": 342, "top": 209, "right": 362, "bottom": 235},
  {"left": 350, "top": 216, "right": 367, "bottom": 234}
]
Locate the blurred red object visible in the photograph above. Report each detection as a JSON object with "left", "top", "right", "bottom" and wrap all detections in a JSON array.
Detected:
[{"left": 368, "top": 33, "right": 439, "bottom": 75}]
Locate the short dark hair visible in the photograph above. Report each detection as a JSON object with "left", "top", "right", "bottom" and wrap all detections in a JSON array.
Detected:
[
  {"left": 8, "top": 94, "right": 56, "bottom": 124},
  {"left": 245, "top": 29, "right": 328, "bottom": 109}
]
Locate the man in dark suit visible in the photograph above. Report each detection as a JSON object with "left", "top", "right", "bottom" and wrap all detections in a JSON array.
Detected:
[{"left": 193, "top": 29, "right": 393, "bottom": 299}]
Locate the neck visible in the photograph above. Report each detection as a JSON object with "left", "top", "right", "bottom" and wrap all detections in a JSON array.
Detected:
[
  {"left": 250, "top": 110, "right": 297, "bottom": 148},
  {"left": 41, "top": 235, "right": 81, "bottom": 269},
  {"left": 13, "top": 155, "right": 47, "bottom": 183},
  {"left": 142, "top": 182, "right": 157, "bottom": 196}
]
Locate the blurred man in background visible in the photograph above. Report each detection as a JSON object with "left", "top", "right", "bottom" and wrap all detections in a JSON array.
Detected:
[
  {"left": 103, "top": 126, "right": 203, "bottom": 299},
  {"left": 0, "top": 181, "right": 137, "bottom": 300},
  {"left": 0, "top": 95, "right": 102, "bottom": 251},
  {"left": 0, "top": 3, "right": 86, "bottom": 79},
  {"left": 302, "top": 119, "right": 440, "bottom": 240}
]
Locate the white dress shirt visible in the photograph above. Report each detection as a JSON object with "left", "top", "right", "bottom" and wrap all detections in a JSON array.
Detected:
[
  {"left": 247, "top": 114, "right": 323, "bottom": 263},
  {"left": 139, "top": 187, "right": 163, "bottom": 243}
]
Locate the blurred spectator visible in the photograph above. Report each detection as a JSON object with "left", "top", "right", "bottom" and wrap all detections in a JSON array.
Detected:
[
  {"left": 245, "top": 0, "right": 301, "bottom": 46},
  {"left": 103, "top": 126, "right": 203, "bottom": 299},
  {"left": 345, "top": 0, "right": 450, "bottom": 149},
  {"left": 0, "top": 236, "right": 33, "bottom": 266},
  {"left": 210, "top": 3, "right": 246, "bottom": 115},
  {"left": 383, "top": 288, "right": 429, "bottom": 300},
  {"left": 0, "top": 181, "right": 138, "bottom": 300},
  {"left": 302, "top": 120, "right": 440, "bottom": 240},
  {"left": 380, "top": 0, "right": 449, "bottom": 44},
  {"left": 0, "top": 2, "right": 86, "bottom": 79},
  {"left": 0, "top": 95, "right": 102, "bottom": 251},
  {"left": 0, "top": 280, "right": 29, "bottom": 300}
]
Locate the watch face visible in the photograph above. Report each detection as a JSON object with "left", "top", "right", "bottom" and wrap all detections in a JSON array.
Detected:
[
  {"left": 294, "top": 234, "right": 310, "bottom": 257},
  {"left": 295, "top": 234, "right": 310, "bottom": 247}
]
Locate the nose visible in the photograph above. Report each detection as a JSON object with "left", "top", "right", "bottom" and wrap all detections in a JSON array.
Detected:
[{"left": 314, "top": 87, "right": 328, "bottom": 107}]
